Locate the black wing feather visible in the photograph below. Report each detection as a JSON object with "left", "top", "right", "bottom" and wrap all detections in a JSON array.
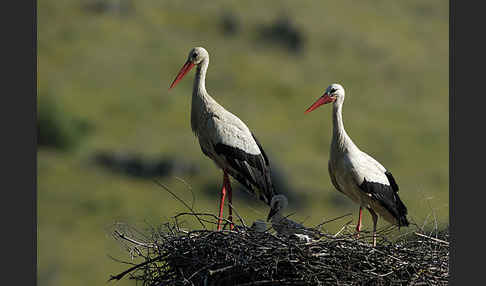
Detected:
[
  {"left": 214, "top": 133, "right": 275, "bottom": 205},
  {"left": 251, "top": 133, "right": 269, "bottom": 165},
  {"left": 385, "top": 171, "right": 399, "bottom": 192},
  {"left": 359, "top": 178, "right": 409, "bottom": 227}
]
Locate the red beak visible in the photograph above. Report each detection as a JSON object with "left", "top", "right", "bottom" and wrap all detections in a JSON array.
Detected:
[
  {"left": 169, "top": 60, "right": 195, "bottom": 90},
  {"left": 305, "top": 93, "right": 335, "bottom": 113}
]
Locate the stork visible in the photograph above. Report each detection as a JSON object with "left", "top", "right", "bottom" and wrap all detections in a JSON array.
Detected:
[
  {"left": 305, "top": 83, "right": 409, "bottom": 246},
  {"left": 169, "top": 47, "right": 276, "bottom": 231},
  {"left": 267, "top": 194, "right": 318, "bottom": 240}
]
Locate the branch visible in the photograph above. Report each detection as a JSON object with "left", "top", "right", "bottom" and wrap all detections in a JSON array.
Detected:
[
  {"left": 108, "top": 256, "right": 162, "bottom": 282},
  {"left": 153, "top": 179, "right": 207, "bottom": 230},
  {"left": 414, "top": 232, "right": 449, "bottom": 246}
]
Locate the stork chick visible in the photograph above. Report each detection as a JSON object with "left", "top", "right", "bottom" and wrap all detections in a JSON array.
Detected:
[{"left": 267, "top": 195, "right": 317, "bottom": 241}]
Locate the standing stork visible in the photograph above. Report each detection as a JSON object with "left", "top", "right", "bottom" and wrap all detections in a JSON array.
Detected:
[
  {"left": 305, "top": 83, "right": 409, "bottom": 246},
  {"left": 169, "top": 47, "right": 276, "bottom": 231}
]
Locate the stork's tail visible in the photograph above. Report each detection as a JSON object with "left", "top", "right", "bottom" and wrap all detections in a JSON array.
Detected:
[
  {"left": 394, "top": 194, "right": 409, "bottom": 228},
  {"left": 229, "top": 171, "right": 276, "bottom": 206}
]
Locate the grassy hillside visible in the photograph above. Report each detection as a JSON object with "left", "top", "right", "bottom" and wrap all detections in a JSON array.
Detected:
[{"left": 38, "top": 1, "right": 448, "bottom": 285}]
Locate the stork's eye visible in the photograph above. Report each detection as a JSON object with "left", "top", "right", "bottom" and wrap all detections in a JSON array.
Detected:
[
  {"left": 330, "top": 88, "right": 337, "bottom": 93},
  {"left": 192, "top": 53, "right": 198, "bottom": 59}
]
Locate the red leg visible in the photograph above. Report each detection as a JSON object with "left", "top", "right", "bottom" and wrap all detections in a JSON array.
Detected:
[
  {"left": 224, "top": 173, "right": 234, "bottom": 230},
  {"left": 217, "top": 173, "right": 227, "bottom": 231},
  {"left": 356, "top": 207, "right": 363, "bottom": 238},
  {"left": 368, "top": 208, "right": 378, "bottom": 247}
]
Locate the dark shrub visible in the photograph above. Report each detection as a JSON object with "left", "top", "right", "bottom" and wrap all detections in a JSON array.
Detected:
[
  {"left": 221, "top": 11, "right": 241, "bottom": 37},
  {"left": 37, "top": 95, "right": 92, "bottom": 151},
  {"left": 258, "top": 16, "right": 305, "bottom": 54},
  {"left": 93, "top": 151, "right": 200, "bottom": 179}
]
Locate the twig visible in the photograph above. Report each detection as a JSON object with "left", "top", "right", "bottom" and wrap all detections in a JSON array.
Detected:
[
  {"left": 414, "top": 232, "right": 449, "bottom": 246},
  {"left": 108, "top": 256, "right": 162, "bottom": 282},
  {"left": 315, "top": 213, "right": 352, "bottom": 229},
  {"left": 227, "top": 202, "right": 247, "bottom": 228},
  {"left": 113, "top": 230, "right": 157, "bottom": 249},
  {"left": 208, "top": 265, "right": 236, "bottom": 275},
  {"left": 153, "top": 179, "right": 207, "bottom": 230},
  {"left": 173, "top": 176, "right": 196, "bottom": 210}
]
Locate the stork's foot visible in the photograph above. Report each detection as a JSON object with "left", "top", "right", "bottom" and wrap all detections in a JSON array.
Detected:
[
  {"left": 354, "top": 207, "right": 363, "bottom": 239},
  {"left": 367, "top": 208, "right": 378, "bottom": 247},
  {"left": 354, "top": 223, "right": 362, "bottom": 239}
]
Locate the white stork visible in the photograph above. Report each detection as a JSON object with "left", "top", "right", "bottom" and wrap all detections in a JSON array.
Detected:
[
  {"left": 304, "top": 83, "right": 409, "bottom": 246},
  {"left": 267, "top": 194, "right": 318, "bottom": 240},
  {"left": 169, "top": 47, "right": 276, "bottom": 231}
]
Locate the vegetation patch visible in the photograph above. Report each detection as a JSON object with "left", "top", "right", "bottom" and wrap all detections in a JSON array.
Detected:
[{"left": 37, "top": 94, "right": 92, "bottom": 151}]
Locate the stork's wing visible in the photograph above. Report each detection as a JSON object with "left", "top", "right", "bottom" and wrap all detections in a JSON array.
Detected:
[
  {"left": 345, "top": 151, "right": 408, "bottom": 227},
  {"left": 359, "top": 151, "right": 387, "bottom": 173},
  {"left": 384, "top": 170, "right": 399, "bottom": 192},
  {"left": 209, "top": 115, "right": 275, "bottom": 205},
  {"left": 358, "top": 178, "right": 409, "bottom": 227},
  {"left": 214, "top": 139, "right": 274, "bottom": 205},
  {"left": 357, "top": 151, "right": 399, "bottom": 192}
]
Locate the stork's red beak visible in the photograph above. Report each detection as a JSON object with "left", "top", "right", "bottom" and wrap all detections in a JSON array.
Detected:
[
  {"left": 169, "top": 60, "right": 195, "bottom": 90},
  {"left": 305, "top": 93, "right": 335, "bottom": 113}
]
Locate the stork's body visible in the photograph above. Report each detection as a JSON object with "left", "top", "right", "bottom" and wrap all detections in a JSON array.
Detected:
[
  {"left": 267, "top": 195, "right": 320, "bottom": 240},
  {"left": 267, "top": 195, "right": 306, "bottom": 236},
  {"left": 170, "top": 47, "right": 275, "bottom": 230},
  {"left": 305, "top": 83, "right": 409, "bottom": 246}
]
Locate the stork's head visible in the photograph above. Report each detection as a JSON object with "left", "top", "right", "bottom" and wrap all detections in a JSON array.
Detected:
[
  {"left": 187, "top": 47, "right": 209, "bottom": 65},
  {"left": 169, "top": 47, "right": 209, "bottom": 89},
  {"left": 267, "top": 194, "right": 288, "bottom": 221},
  {"left": 305, "top": 83, "right": 345, "bottom": 113}
]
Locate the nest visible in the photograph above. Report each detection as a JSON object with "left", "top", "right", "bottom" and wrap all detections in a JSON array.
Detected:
[{"left": 108, "top": 211, "right": 449, "bottom": 286}]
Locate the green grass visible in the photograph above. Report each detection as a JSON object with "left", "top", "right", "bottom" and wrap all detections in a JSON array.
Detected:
[{"left": 38, "top": 1, "right": 448, "bottom": 285}]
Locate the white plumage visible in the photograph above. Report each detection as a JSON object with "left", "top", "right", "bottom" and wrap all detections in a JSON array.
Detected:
[
  {"left": 169, "top": 47, "right": 276, "bottom": 231},
  {"left": 306, "top": 83, "right": 409, "bottom": 246}
]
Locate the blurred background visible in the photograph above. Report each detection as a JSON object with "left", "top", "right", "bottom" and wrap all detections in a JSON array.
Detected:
[{"left": 37, "top": 0, "right": 448, "bottom": 285}]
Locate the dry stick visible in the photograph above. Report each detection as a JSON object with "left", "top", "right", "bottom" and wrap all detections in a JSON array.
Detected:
[
  {"left": 334, "top": 220, "right": 353, "bottom": 237},
  {"left": 108, "top": 256, "right": 162, "bottom": 282},
  {"left": 333, "top": 225, "right": 347, "bottom": 238},
  {"left": 235, "top": 280, "right": 308, "bottom": 286},
  {"left": 113, "top": 230, "right": 158, "bottom": 249},
  {"left": 414, "top": 232, "right": 449, "bottom": 246},
  {"left": 174, "top": 212, "right": 237, "bottom": 231},
  {"left": 153, "top": 179, "right": 207, "bottom": 230},
  {"left": 227, "top": 201, "right": 247, "bottom": 228},
  {"left": 420, "top": 212, "right": 432, "bottom": 232},
  {"left": 107, "top": 254, "right": 137, "bottom": 267},
  {"left": 187, "top": 263, "right": 216, "bottom": 280},
  {"left": 208, "top": 264, "right": 236, "bottom": 275},
  {"left": 174, "top": 212, "right": 227, "bottom": 222},
  {"left": 394, "top": 225, "right": 419, "bottom": 241},
  {"left": 315, "top": 213, "right": 352, "bottom": 229},
  {"left": 424, "top": 198, "right": 440, "bottom": 238},
  {"left": 174, "top": 176, "right": 197, "bottom": 210},
  {"left": 370, "top": 247, "right": 406, "bottom": 263}
]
